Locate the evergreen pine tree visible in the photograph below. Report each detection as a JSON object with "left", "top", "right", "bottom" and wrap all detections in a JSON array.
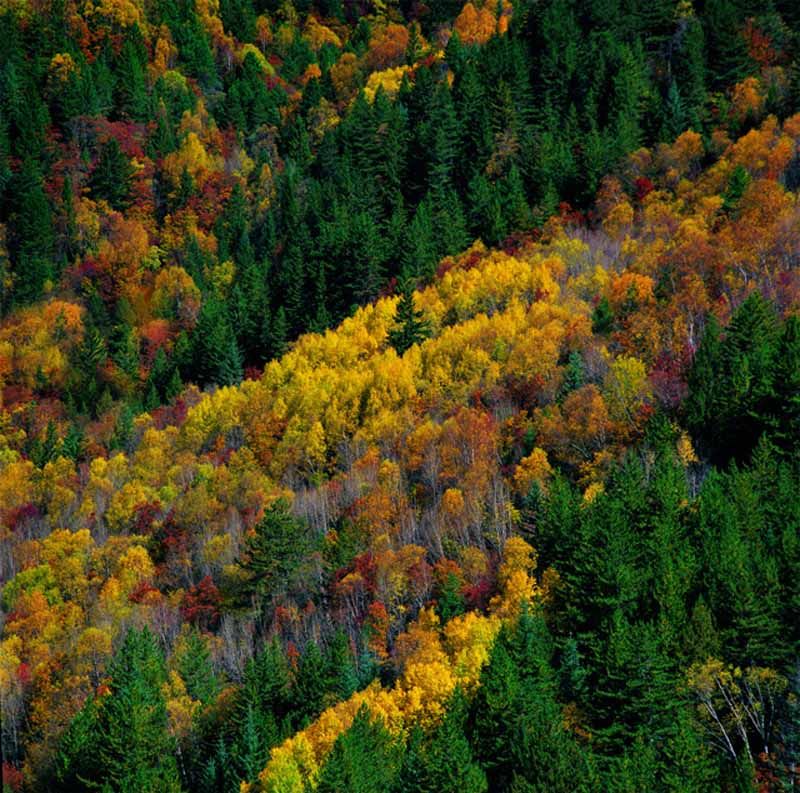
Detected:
[
  {"left": 559, "top": 350, "right": 585, "bottom": 401},
  {"left": 673, "top": 11, "right": 707, "bottom": 129},
  {"left": 662, "top": 79, "right": 688, "bottom": 142},
  {"left": 471, "top": 614, "right": 594, "bottom": 792},
  {"left": 219, "top": 0, "right": 256, "bottom": 41},
  {"left": 414, "top": 689, "right": 487, "bottom": 793},
  {"left": 722, "top": 164, "right": 751, "bottom": 213},
  {"left": 238, "top": 499, "right": 316, "bottom": 609},
  {"left": 270, "top": 306, "right": 289, "bottom": 359},
  {"left": 90, "top": 138, "right": 134, "bottom": 211},
  {"left": 293, "top": 641, "right": 328, "bottom": 724},
  {"left": 592, "top": 296, "right": 615, "bottom": 334},
  {"left": 115, "top": 32, "right": 149, "bottom": 121},
  {"left": 238, "top": 701, "right": 268, "bottom": 783},
  {"left": 773, "top": 315, "right": 800, "bottom": 452},
  {"left": 502, "top": 165, "right": 531, "bottom": 232},
  {"left": 192, "top": 297, "right": 243, "bottom": 387},
  {"left": 388, "top": 281, "right": 430, "bottom": 355},
  {"left": 10, "top": 157, "right": 54, "bottom": 304},
  {"left": 54, "top": 696, "right": 100, "bottom": 791},
  {"left": 175, "top": 630, "right": 219, "bottom": 705},
  {"left": 96, "top": 628, "right": 182, "bottom": 792},
  {"left": 325, "top": 629, "right": 359, "bottom": 702},
  {"left": 317, "top": 706, "right": 400, "bottom": 793}
]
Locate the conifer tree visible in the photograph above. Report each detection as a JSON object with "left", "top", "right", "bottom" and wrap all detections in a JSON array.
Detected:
[
  {"left": 773, "top": 315, "right": 800, "bottom": 452},
  {"left": 238, "top": 499, "right": 316, "bottom": 609},
  {"left": 415, "top": 689, "right": 487, "bottom": 793},
  {"left": 90, "top": 138, "right": 134, "bottom": 211},
  {"left": 402, "top": 198, "right": 438, "bottom": 279},
  {"left": 455, "top": 63, "right": 492, "bottom": 188},
  {"left": 591, "top": 296, "right": 615, "bottom": 334},
  {"left": 388, "top": 280, "right": 430, "bottom": 355},
  {"left": 472, "top": 614, "right": 594, "bottom": 792},
  {"left": 673, "top": 11, "right": 707, "bottom": 128},
  {"left": 317, "top": 706, "right": 400, "bottom": 793},
  {"left": 115, "top": 33, "right": 149, "bottom": 121},
  {"left": 192, "top": 297, "right": 243, "bottom": 387},
  {"left": 325, "top": 629, "right": 359, "bottom": 701},
  {"left": 175, "top": 630, "right": 219, "bottom": 705},
  {"left": 10, "top": 157, "right": 54, "bottom": 304},
  {"left": 270, "top": 306, "right": 289, "bottom": 359},
  {"left": 662, "top": 80, "right": 688, "bottom": 142},
  {"left": 58, "top": 628, "right": 183, "bottom": 793},
  {"left": 722, "top": 165, "right": 751, "bottom": 213},
  {"left": 220, "top": 0, "right": 256, "bottom": 41},
  {"left": 240, "top": 637, "right": 293, "bottom": 744}
]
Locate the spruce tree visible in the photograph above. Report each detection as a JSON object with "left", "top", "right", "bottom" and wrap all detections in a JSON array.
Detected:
[
  {"left": 673, "top": 12, "right": 707, "bottom": 130},
  {"left": 773, "top": 315, "right": 800, "bottom": 452},
  {"left": 115, "top": 33, "right": 149, "bottom": 121},
  {"left": 472, "top": 614, "right": 594, "bottom": 792},
  {"left": 413, "top": 689, "right": 487, "bottom": 793},
  {"left": 238, "top": 499, "right": 316, "bottom": 609},
  {"left": 270, "top": 307, "right": 289, "bottom": 359},
  {"left": 240, "top": 637, "right": 293, "bottom": 744},
  {"left": 722, "top": 164, "right": 751, "bottom": 213},
  {"left": 90, "top": 138, "right": 134, "bottom": 211},
  {"left": 192, "top": 297, "right": 243, "bottom": 387},
  {"left": 175, "top": 630, "right": 219, "bottom": 705},
  {"left": 591, "top": 296, "right": 615, "bottom": 334},
  {"left": 11, "top": 157, "right": 54, "bottom": 304},
  {"left": 95, "top": 628, "right": 182, "bottom": 792},
  {"left": 559, "top": 350, "right": 585, "bottom": 401},
  {"left": 661, "top": 80, "right": 688, "bottom": 142},
  {"left": 219, "top": 0, "right": 256, "bottom": 41},
  {"left": 325, "top": 629, "right": 359, "bottom": 702},
  {"left": 388, "top": 281, "right": 430, "bottom": 355},
  {"left": 402, "top": 197, "right": 438, "bottom": 279},
  {"left": 293, "top": 641, "right": 328, "bottom": 724},
  {"left": 455, "top": 63, "right": 492, "bottom": 189},
  {"left": 54, "top": 696, "right": 101, "bottom": 791},
  {"left": 317, "top": 706, "right": 400, "bottom": 793}
]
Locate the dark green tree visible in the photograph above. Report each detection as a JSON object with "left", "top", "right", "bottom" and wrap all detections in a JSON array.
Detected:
[
  {"left": 236, "top": 499, "right": 317, "bottom": 610},
  {"left": 57, "top": 627, "right": 182, "bottom": 792},
  {"left": 388, "top": 281, "right": 430, "bottom": 355},
  {"left": 191, "top": 297, "right": 243, "bottom": 387},
  {"left": 471, "top": 612, "right": 594, "bottom": 792},
  {"left": 90, "top": 138, "right": 135, "bottom": 211},
  {"left": 591, "top": 296, "right": 615, "bottom": 334},
  {"left": 175, "top": 630, "right": 219, "bottom": 705},
  {"left": 115, "top": 32, "right": 149, "bottom": 121},
  {"left": 317, "top": 706, "right": 400, "bottom": 793},
  {"left": 402, "top": 689, "right": 487, "bottom": 793},
  {"left": 10, "top": 157, "right": 54, "bottom": 304},
  {"left": 722, "top": 164, "right": 751, "bottom": 213}
]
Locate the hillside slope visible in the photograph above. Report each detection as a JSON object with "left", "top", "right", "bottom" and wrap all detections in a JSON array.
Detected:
[{"left": 2, "top": 112, "right": 800, "bottom": 790}]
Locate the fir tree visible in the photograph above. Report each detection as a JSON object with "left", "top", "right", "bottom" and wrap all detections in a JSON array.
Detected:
[
  {"left": 10, "top": 157, "right": 54, "bottom": 304},
  {"left": 238, "top": 499, "right": 316, "bottom": 610},
  {"left": 592, "top": 296, "right": 615, "bottom": 334},
  {"left": 388, "top": 280, "right": 430, "bottom": 355},
  {"left": 175, "top": 630, "right": 219, "bottom": 705},
  {"left": 414, "top": 689, "right": 487, "bottom": 793},
  {"left": 66, "top": 627, "right": 183, "bottom": 793},
  {"left": 317, "top": 706, "right": 400, "bottom": 793},
  {"left": 115, "top": 33, "right": 149, "bottom": 121},
  {"left": 192, "top": 297, "right": 244, "bottom": 387},
  {"left": 90, "top": 138, "right": 135, "bottom": 211},
  {"left": 722, "top": 164, "right": 751, "bottom": 213}
]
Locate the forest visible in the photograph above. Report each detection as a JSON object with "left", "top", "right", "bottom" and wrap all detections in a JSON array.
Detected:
[{"left": 1, "top": 0, "right": 800, "bottom": 790}]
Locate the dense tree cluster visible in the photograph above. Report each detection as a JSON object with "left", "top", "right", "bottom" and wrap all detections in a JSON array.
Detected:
[
  {"left": 1, "top": 0, "right": 799, "bottom": 424},
  {"left": 2, "top": 0, "right": 800, "bottom": 791}
]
